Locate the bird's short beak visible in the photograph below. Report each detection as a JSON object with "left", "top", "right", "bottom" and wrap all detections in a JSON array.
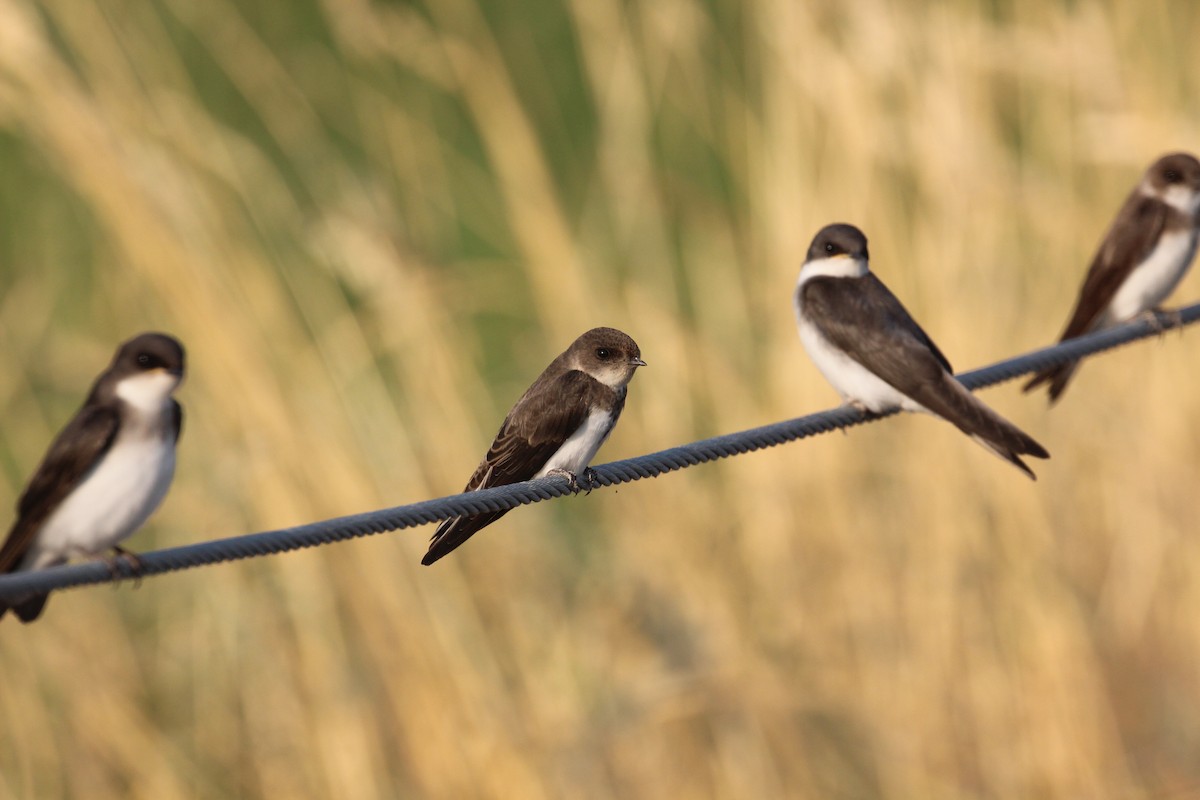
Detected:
[
  {"left": 167, "top": 367, "right": 184, "bottom": 378},
  {"left": 630, "top": 357, "right": 647, "bottom": 367}
]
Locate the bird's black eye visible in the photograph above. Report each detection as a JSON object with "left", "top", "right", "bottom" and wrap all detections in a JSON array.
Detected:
[
  {"left": 1166, "top": 170, "right": 1182, "bottom": 183},
  {"left": 136, "top": 352, "right": 160, "bottom": 369},
  {"left": 137, "top": 353, "right": 152, "bottom": 366},
  {"left": 595, "top": 348, "right": 611, "bottom": 359},
  {"left": 824, "top": 242, "right": 836, "bottom": 253}
]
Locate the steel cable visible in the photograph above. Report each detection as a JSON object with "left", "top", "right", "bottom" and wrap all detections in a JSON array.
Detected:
[{"left": 1, "top": 304, "right": 1198, "bottom": 600}]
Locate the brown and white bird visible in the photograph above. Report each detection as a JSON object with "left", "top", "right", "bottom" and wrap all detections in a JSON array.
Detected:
[
  {"left": 0, "top": 333, "right": 185, "bottom": 623},
  {"left": 794, "top": 223, "right": 1049, "bottom": 479},
  {"left": 1025, "top": 152, "right": 1200, "bottom": 403},
  {"left": 423, "top": 327, "right": 645, "bottom": 565}
]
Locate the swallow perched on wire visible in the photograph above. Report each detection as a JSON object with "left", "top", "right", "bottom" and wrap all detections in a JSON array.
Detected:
[
  {"left": 423, "top": 327, "right": 645, "bottom": 565},
  {"left": 1025, "top": 152, "right": 1200, "bottom": 403},
  {"left": 794, "top": 223, "right": 1049, "bottom": 478},
  {"left": 0, "top": 333, "right": 185, "bottom": 623}
]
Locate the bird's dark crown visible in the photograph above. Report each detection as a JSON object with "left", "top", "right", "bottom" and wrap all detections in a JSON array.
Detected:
[
  {"left": 807, "top": 223, "right": 870, "bottom": 262},
  {"left": 568, "top": 327, "right": 640, "bottom": 364},
  {"left": 1148, "top": 152, "right": 1200, "bottom": 190},
  {"left": 112, "top": 332, "right": 186, "bottom": 378}
]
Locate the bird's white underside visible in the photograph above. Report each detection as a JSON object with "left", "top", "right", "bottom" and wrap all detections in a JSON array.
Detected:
[
  {"left": 795, "top": 313, "right": 927, "bottom": 414},
  {"left": 1102, "top": 227, "right": 1198, "bottom": 325},
  {"left": 535, "top": 407, "right": 616, "bottom": 478},
  {"left": 794, "top": 256, "right": 928, "bottom": 414},
  {"left": 24, "top": 436, "right": 175, "bottom": 570},
  {"left": 23, "top": 371, "right": 178, "bottom": 570}
]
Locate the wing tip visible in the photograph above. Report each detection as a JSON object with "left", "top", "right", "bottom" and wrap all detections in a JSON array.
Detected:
[
  {"left": 421, "top": 519, "right": 458, "bottom": 566},
  {"left": 1026, "top": 440, "right": 1051, "bottom": 460},
  {"left": 417, "top": 544, "right": 446, "bottom": 568},
  {"left": 1024, "top": 363, "right": 1076, "bottom": 406},
  {"left": 1005, "top": 430, "right": 1050, "bottom": 477},
  {"left": 1011, "top": 454, "right": 1038, "bottom": 481},
  {"left": 13, "top": 594, "right": 47, "bottom": 623},
  {"left": 1022, "top": 371, "right": 1050, "bottom": 394}
]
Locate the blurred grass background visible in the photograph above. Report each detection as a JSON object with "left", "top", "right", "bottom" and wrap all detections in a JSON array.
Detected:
[{"left": 1, "top": 0, "right": 1199, "bottom": 796}]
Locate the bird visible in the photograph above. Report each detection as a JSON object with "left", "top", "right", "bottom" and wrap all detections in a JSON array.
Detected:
[
  {"left": 794, "top": 222, "right": 1049, "bottom": 479},
  {"left": 423, "top": 327, "right": 645, "bottom": 565},
  {"left": 1024, "top": 152, "right": 1200, "bottom": 403},
  {"left": 0, "top": 332, "right": 185, "bottom": 623}
]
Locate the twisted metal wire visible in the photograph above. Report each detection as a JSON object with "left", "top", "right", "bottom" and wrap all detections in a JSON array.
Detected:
[{"left": 1, "top": 304, "right": 1197, "bottom": 600}]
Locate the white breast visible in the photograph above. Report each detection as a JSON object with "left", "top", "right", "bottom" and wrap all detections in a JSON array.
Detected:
[
  {"left": 25, "top": 432, "right": 176, "bottom": 570},
  {"left": 794, "top": 264, "right": 925, "bottom": 414},
  {"left": 535, "top": 408, "right": 616, "bottom": 478},
  {"left": 1104, "top": 228, "right": 1198, "bottom": 324},
  {"left": 794, "top": 312, "right": 922, "bottom": 413}
]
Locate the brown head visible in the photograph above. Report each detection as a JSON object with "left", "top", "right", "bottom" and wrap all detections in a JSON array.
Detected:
[
  {"left": 1143, "top": 152, "right": 1200, "bottom": 215},
  {"left": 565, "top": 327, "right": 645, "bottom": 389},
  {"left": 98, "top": 332, "right": 186, "bottom": 410}
]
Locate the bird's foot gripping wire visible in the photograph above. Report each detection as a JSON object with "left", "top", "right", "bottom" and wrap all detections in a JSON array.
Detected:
[
  {"left": 1144, "top": 307, "right": 1185, "bottom": 337},
  {"left": 546, "top": 467, "right": 599, "bottom": 495},
  {"left": 104, "top": 545, "right": 144, "bottom": 588}
]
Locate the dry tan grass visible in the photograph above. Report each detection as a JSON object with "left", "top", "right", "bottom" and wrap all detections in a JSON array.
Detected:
[{"left": 1, "top": 0, "right": 1200, "bottom": 796}]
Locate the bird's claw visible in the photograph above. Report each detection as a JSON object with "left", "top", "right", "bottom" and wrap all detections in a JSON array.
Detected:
[
  {"left": 104, "top": 546, "right": 144, "bottom": 588},
  {"left": 1143, "top": 307, "right": 1182, "bottom": 337},
  {"left": 547, "top": 467, "right": 597, "bottom": 494}
]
